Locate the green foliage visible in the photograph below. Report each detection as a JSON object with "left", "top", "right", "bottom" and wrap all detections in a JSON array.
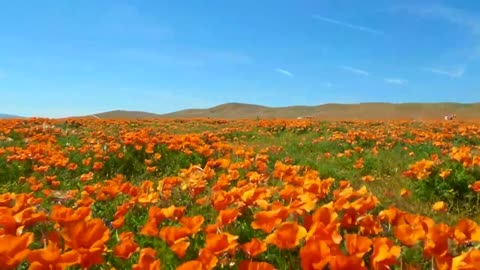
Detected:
[
  {"left": 407, "top": 159, "right": 480, "bottom": 218},
  {"left": 2, "top": 119, "right": 480, "bottom": 269}
]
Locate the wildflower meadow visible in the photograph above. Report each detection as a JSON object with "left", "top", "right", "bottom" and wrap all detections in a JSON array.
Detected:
[{"left": 1, "top": 118, "right": 479, "bottom": 269}]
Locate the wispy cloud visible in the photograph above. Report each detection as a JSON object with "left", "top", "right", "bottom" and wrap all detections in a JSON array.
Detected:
[
  {"left": 340, "top": 66, "right": 370, "bottom": 76},
  {"left": 424, "top": 67, "right": 465, "bottom": 78},
  {"left": 312, "top": 15, "right": 384, "bottom": 35},
  {"left": 325, "top": 82, "right": 333, "bottom": 89},
  {"left": 393, "top": 4, "right": 480, "bottom": 67},
  {"left": 384, "top": 78, "right": 407, "bottom": 85},
  {"left": 274, "top": 68, "right": 294, "bottom": 77},
  {"left": 392, "top": 5, "right": 480, "bottom": 35}
]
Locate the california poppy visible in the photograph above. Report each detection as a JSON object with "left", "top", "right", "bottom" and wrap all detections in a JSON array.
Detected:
[
  {"left": 27, "top": 240, "right": 80, "bottom": 269},
  {"left": 0, "top": 232, "right": 34, "bottom": 269},
  {"left": 238, "top": 260, "right": 276, "bottom": 270},
  {"left": 265, "top": 222, "right": 307, "bottom": 250},
  {"left": 133, "top": 248, "right": 161, "bottom": 270},
  {"left": 60, "top": 218, "right": 110, "bottom": 268},
  {"left": 241, "top": 238, "right": 267, "bottom": 258}
]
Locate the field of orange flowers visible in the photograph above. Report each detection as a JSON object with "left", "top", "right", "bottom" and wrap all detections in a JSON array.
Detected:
[{"left": 1, "top": 118, "right": 480, "bottom": 269}]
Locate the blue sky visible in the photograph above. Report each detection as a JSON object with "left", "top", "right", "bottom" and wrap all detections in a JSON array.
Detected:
[{"left": 1, "top": 0, "right": 479, "bottom": 117}]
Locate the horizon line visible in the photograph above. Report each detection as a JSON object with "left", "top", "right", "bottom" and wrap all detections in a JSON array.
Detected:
[{"left": 3, "top": 101, "right": 480, "bottom": 119}]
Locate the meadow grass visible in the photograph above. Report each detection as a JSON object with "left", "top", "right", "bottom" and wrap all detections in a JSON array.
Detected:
[{"left": 0, "top": 118, "right": 480, "bottom": 269}]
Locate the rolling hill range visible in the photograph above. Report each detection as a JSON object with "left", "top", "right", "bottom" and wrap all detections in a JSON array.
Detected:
[
  {"left": 93, "top": 110, "right": 161, "bottom": 119},
  {"left": 0, "top": 113, "right": 23, "bottom": 119},
  {"left": 89, "top": 102, "right": 480, "bottom": 120}
]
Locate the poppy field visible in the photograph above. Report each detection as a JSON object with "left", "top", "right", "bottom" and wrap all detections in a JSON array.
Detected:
[{"left": 1, "top": 117, "right": 480, "bottom": 270}]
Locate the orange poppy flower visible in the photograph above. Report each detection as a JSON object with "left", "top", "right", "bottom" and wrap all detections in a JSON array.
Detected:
[
  {"left": 238, "top": 260, "right": 276, "bottom": 270},
  {"left": 0, "top": 208, "right": 19, "bottom": 235},
  {"left": 370, "top": 237, "right": 401, "bottom": 270},
  {"left": 141, "top": 219, "right": 160, "bottom": 236},
  {"left": 400, "top": 188, "right": 410, "bottom": 197},
  {"left": 329, "top": 255, "right": 367, "bottom": 270},
  {"left": 216, "top": 208, "right": 241, "bottom": 227},
  {"left": 27, "top": 240, "right": 80, "bottom": 269},
  {"left": 211, "top": 190, "right": 235, "bottom": 211},
  {"left": 204, "top": 223, "right": 220, "bottom": 234},
  {"left": 251, "top": 207, "right": 289, "bottom": 234},
  {"left": 176, "top": 260, "right": 203, "bottom": 270},
  {"left": 113, "top": 232, "right": 139, "bottom": 260},
  {"left": 377, "top": 206, "right": 402, "bottom": 225},
  {"left": 198, "top": 248, "right": 219, "bottom": 270},
  {"left": 265, "top": 222, "right": 307, "bottom": 250},
  {"left": 13, "top": 206, "right": 47, "bottom": 227},
  {"left": 50, "top": 205, "right": 91, "bottom": 226},
  {"left": 92, "top": 161, "right": 103, "bottom": 171},
  {"left": 311, "top": 203, "right": 338, "bottom": 226},
  {"left": 469, "top": 181, "right": 480, "bottom": 192},
  {"left": 0, "top": 193, "right": 14, "bottom": 207},
  {"left": 80, "top": 172, "right": 94, "bottom": 182},
  {"left": 452, "top": 250, "right": 480, "bottom": 270},
  {"left": 180, "top": 215, "right": 205, "bottom": 235},
  {"left": 159, "top": 226, "right": 191, "bottom": 246},
  {"left": 170, "top": 239, "right": 190, "bottom": 258},
  {"left": 76, "top": 191, "right": 95, "bottom": 207},
  {"left": 296, "top": 192, "right": 319, "bottom": 213},
  {"left": 423, "top": 223, "right": 451, "bottom": 258},
  {"left": 111, "top": 216, "right": 125, "bottom": 229},
  {"left": 306, "top": 221, "right": 343, "bottom": 247},
  {"left": 345, "top": 234, "right": 372, "bottom": 258},
  {"left": 432, "top": 201, "right": 448, "bottom": 212},
  {"left": 358, "top": 214, "right": 383, "bottom": 236},
  {"left": 133, "top": 248, "right": 161, "bottom": 270},
  {"left": 194, "top": 195, "right": 208, "bottom": 205},
  {"left": 160, "top": 205, "right": 186, "bottom": 221},
  {"left": 453, "top": 218, "right": 480, "bottom": 245},
  {"left": 393, "top": 221, "right": 426, "bottom": 247},
  {"left": 432, "top": 254, "right": 453, "bottom": 270},
  {"left": 255, "top": 199, "right": 270, "bottom": 210},
  {"left": 353, "top": 158, "right": 364, "bottom": 169},
  {"left": 0, "top": 232, "right": 34, "bottom": 269},
  {"left": 300, "top": 239, "right": 332, "bottom": 270},
  {"left": 204, "top": 232, "right": 239, "bottom": 256},
  {"left": 438, "top": 169, "right": 452, "bottom": 179},
  {"left": 241, "top": 238, "right": 267, "bottom": 258},
  {"left": 361, "top": 175, "right": 375, "bottom": 182},
  {"left": 60, "top": 218, "right": 110, "bottom": 268},
  {"left": 279, "top": 185, "right": 300, "bottom": 201}
]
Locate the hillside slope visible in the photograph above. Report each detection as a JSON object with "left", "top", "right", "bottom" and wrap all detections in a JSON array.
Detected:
[
  {"left": 159, "top": 102, "right": 480, "bottom": 120},
  {"left": 86, "top": 102, "right": 480, "bottom": 120},
  {"left": 93, "top": 110, "right": 161, "bottom": 119},
  {"left": 0, "top": 113, "right": 23, "bottom": 119}
]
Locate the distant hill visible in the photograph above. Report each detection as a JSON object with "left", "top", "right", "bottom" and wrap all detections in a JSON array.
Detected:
[
  {"left": 160, "top": 102, "right": 270, "bottom": 119},
  {"left": 84, "top": 102, "right": 480, "bottom": 120},
  {"left": 93, "top": 110, "right": 161, "bottom": 119},
  {"left": 158, "top": 102, "right": 480, "bottom": 120},
  {"left": 0, "top": 113, "right": 22, "bottom": 119}
]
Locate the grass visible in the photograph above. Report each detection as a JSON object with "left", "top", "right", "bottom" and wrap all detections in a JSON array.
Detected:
[
  {"left": 225, "top": 121, "right": 480, "bottom": 225},
  {"left": 0, "top": 118, "right": 480, "bottom": 269}
]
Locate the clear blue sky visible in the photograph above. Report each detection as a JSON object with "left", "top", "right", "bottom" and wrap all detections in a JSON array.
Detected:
[{"left": 1, "top": 0, "right": 479, "bottom": 117}]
